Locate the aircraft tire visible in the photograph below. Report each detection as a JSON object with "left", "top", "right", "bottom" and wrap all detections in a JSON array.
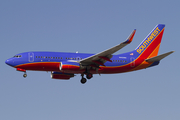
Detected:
[
  {"left": 86, "top": 73, "right": 93, "bottom": 79},
  {"left": 23, "top": 73, "right": 27, "bottom": 78},
  {"left": 81, "top": 78, "right": 87, "bottom": 84}
]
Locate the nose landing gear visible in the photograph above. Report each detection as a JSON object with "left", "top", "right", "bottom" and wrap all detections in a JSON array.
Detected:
[
  {"left": 16, "top": 68, "right": 27, "bottom": 78},
  {"left": 23, "top": 73, "right": 27, "bottom": 78}
]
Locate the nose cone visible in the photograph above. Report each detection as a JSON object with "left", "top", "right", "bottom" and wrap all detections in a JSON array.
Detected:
[
  {"left": 5, "top": 58, "right": 14, "bottom": 67},
  {"left": 5, "top": 59, "right": 10, "bottom": 65}
]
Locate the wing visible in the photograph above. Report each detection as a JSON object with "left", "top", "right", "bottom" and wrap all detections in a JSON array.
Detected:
[{"left": 80, "top": 29, "right": 136, "bottom": 67}]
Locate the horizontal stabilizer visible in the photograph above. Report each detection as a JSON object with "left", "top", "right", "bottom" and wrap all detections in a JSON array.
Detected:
[{"left": 146, "top": 51, "right": 174, "bottom": 62}]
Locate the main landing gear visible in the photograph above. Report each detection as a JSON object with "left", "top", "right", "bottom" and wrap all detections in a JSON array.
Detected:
[
  {"left": 81, "top": 77, "right": 87, "bottom": 84},
  {"left": 80, "top": 73, "right": 93, "bottom": 84}
]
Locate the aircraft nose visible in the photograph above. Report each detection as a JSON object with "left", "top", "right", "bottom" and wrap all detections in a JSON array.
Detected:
[
  {"left": 5, "top": 58, "right": 14, "bottom": 67},
  {"left": 5, "top": 59, "right": 10, "bottom": 65}
]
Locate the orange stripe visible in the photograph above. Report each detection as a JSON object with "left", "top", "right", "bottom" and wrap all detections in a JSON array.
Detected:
[
  {"left": 147, "top": 44, "right": 160, "bottom": 59},
  {"left": 129, "top": 43, "right": 161, "bottom": 71}
]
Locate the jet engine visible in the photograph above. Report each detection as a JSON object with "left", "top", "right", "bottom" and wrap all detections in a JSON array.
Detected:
[
  {"left": 59, "top": 61, "right": 84, "bottom": 71},
  {"left": 51, "top": 71, "right": 74, "bottom": 80}
]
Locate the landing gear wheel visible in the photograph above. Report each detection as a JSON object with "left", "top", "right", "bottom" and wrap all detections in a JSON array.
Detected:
[
  {"left": 81, "top": 78, "right": 87, "bottom": 84},
  {"left": 86, "top": 73, "right": 93, "bottom": 79},
  {"left": 23, "top": 73, "right": 27, "bottom": 78}
]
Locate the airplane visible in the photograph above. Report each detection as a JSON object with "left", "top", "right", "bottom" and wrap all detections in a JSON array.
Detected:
[{"left": 5, "top": 24, "right": 174, "bottom": 84}]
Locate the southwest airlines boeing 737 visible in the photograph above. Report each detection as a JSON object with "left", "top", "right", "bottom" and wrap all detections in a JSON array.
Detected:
[{"left": 5, "top": 24, "right": 174, "bottom": 84}]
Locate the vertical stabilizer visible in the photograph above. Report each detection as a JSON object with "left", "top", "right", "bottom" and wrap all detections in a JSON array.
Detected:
[{"left": 135, "top": 24, "right": 165, "bottom": 58}]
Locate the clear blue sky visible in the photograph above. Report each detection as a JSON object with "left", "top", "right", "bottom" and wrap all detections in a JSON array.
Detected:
[{"left": 1, "top": 0, "right": 179, "bottom": 120}]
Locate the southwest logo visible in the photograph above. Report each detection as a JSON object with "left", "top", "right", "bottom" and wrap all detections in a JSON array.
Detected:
[{"left": 136, "top": 27, "right": 160, "bottom": 54}]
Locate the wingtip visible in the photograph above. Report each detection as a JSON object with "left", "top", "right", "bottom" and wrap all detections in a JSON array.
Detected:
[
  {"left": 123, "top": 29, "right": 136, "bottom": 44},
  {"left": 169, "top": 51, "right": 175, "bottom": 54}
]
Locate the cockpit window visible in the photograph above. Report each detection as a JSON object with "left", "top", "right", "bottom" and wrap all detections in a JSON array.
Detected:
[{"left": 14, "top": 55, "right": 22, "bottom": 58}]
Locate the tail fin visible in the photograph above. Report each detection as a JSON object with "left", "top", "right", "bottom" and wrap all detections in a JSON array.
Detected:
[{"left": 135, "top": 24, "right": 165, "bottom": 59}]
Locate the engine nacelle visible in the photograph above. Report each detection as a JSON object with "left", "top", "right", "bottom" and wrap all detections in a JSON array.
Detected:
[
  {"left": 60, "top": 61, "right": 82, "bottom": 72},
  {"left": 51, "top": 72, "right": 74, "bottom": 80}
]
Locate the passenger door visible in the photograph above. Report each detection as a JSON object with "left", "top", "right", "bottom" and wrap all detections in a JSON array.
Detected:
[{"left": 28, "top": 52, "right": 34, "bottom": 62}]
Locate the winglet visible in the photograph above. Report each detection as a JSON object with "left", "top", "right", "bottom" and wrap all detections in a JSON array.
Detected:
[
  {"left": 123, "top": 29, "right": 136, "bottom": 44},
  {"left": 146, "top": 51, "right": 174, "bottom": 62}
]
